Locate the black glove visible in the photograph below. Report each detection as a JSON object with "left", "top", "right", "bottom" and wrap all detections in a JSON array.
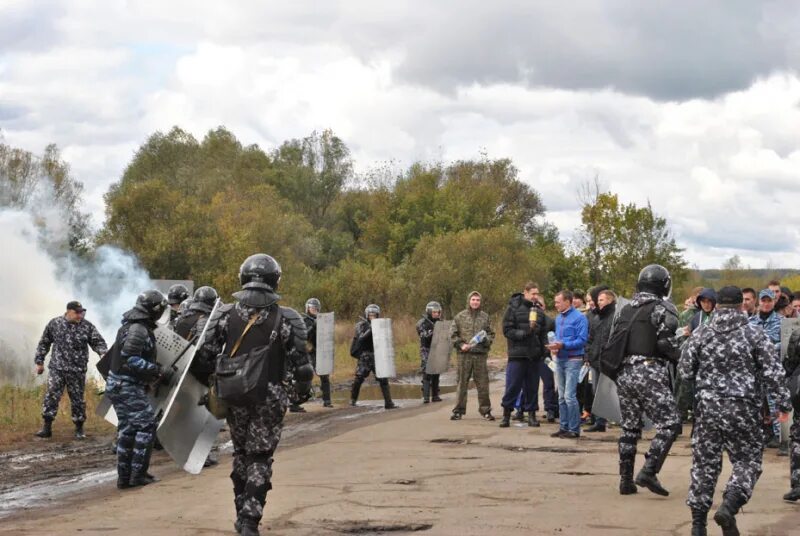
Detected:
[{"left": 158, "top": 366, "right": 175, "bottom": 386}]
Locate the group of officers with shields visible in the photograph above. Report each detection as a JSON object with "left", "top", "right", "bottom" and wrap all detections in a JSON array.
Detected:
[{"left": 31, "top": 254, "right": 800, "bottom": 535}]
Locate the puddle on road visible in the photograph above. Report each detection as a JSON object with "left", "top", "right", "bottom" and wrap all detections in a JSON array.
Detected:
[
  {"left": 0, "top": 469, "right": 116, "bottom": 518},
  {"left": 331, "top": 382, "right": 457, "bottom": 404}
]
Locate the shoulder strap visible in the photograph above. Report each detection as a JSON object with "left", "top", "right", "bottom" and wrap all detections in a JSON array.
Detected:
[
  {"left": 229, "top": 315, "right": 258, "bottom": 358},
  {"left": 229, "top": 307, "right": 282, "bottom": 357}
]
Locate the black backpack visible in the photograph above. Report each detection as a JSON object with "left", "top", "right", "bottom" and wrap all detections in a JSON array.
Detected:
[{"left": 599, "top": 304, "right": 648, "bottom": 380}]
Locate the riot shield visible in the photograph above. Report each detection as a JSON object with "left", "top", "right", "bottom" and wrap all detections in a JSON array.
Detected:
[
  {"left": 426, "top": 320, "right": 453, "bottom": 375},
  {"left": 315, "top": 312, "right": 335, "bottom": 376},
  {"left": 592, "top": 372, "right": 622, "bottom": 423},
  {"left": 372, "top": 318, "right": 396, "bottom": 379},
  {"left": 781, "top": 318, "right": 800, "bottom": 359},
  {"left": 157, "top": 299, "right": 224, "bottom": 474}
]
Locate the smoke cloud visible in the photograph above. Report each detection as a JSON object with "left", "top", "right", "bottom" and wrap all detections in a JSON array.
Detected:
[{"left": 0, "top": 187, "right": 152, "bottom": 385}]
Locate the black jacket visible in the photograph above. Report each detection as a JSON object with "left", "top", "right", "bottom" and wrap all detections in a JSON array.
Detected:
[
  {"left": 502, "top": 293, "right": 546, "bottom": 361},
  {"left": 587, "top": 302, "right": 616, "bottom": 368}
]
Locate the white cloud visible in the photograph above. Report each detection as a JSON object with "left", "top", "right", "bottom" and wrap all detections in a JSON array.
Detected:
[{"left": 2, "top": 2, "right": 800, "bottom": 269}]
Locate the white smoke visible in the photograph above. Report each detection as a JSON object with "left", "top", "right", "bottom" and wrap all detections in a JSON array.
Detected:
[{"left": 0, "top": 190, "right": 153, "bottom": 385}]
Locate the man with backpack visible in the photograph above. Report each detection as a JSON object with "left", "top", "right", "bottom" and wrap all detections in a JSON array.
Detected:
[
  {"left": 603, "top": 264, "right": 681, "bottom": 498},
  {"left": 201, "top": 254, "right": 313, "bottom": 536}
]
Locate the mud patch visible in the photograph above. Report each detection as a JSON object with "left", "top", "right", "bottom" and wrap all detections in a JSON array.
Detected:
[
  {"left": 388, "top": 479, "right": 417, "bottom": 485},
  {"left": 322, "top": 520, "right": 433, "bottom": 533},
  {"left": 430, "top": 438, "right": 474, "bottom": 445},
  {"left": 556, "top": 471, "right": 597, "bottom": 476},
  {"left": 499, "top": 445, "right": 590, "bottom": 454}
]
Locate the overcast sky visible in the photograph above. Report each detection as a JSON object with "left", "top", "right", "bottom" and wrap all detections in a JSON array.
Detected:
[{"left": 2, "top": 1, "right": 800, "bottom": 269}]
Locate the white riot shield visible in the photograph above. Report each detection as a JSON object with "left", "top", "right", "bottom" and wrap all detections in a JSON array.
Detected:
[
  {"left": 592, "top": 372, "right": 622, "bottom": 423},
  {"left": 158, "top": 299, "right": 224, "bottom": 474},
  {"left": 372, "top": 318, "right": 396, "bottom": 379},
  {"left": 315, "top": 312, "right": 335, "bottom": 376},
  {"left": 426, "top": 320, "right": 452, "bottom": 375},
  {"left": 95, "top": 394, "right": 118, "bottom": 426}
]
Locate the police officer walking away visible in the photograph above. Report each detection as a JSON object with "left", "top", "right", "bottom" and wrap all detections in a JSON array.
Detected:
[
  {"left": 304, "top": 298, "right": 333, "bottom": 408},
  {"left": 350, "top": 304, "right": 397, "bottom": 409},
  {"left": 105, "top": 291, "right": 171, "bottom": 489},
  {"left": 166, "top": 283, "right": 190, "bottom": 329},
  {"left": 615, "top": 265, "right": 681, "bottom": 497},
  {"left": 34, "top": 300, "right": 107, "bottom": 439},
  {"left": 202, "top": 254, "right": 313, "bottom": 536},
  {"left": 679, "top": 286, "right": 790, "bottom": 536},
  {"left": 417, "top": 301, "right": 444, "bottom": 404}
]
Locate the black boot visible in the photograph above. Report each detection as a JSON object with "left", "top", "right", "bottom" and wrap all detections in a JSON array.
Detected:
[
  {"left": 546, "top": 410, "right": 556, "bottom": 423},
  {"left": 784, "top": 486, "right": 800, "bottom": 501},
  {"left": 499, "top": 408, "right": 512, "bottom": 428},
  {"left": 635, "top": 463, "right": 669, "bottom": 496},
  {"left": 321, "top": 376, "right": 333, "bottom": 407},
  {"left": 513, "top": 409, "right": 524, "bottom": 422},
  {"left": 422, "top": 375, "right": 431, "bottom": 403},
  {"left": 431, "top": 375, "right": 442, "bottom": 402},
  {"left": 691, "top": 508, "right": 708, "bottom": 536},
  {"left": 585, "top": 421, "right": 606, "bottom": 433},
  {"left": 74, "top": 421, "right": 86, "bottom": 439},
  {"left": 289, "top": 403, "right": 306, "bottom": 413},
  {"left": 713, "top": 496, "right": 744, "bottom": 536},
  {"left": 380, "top": 383, "right": 397, "bottom": 409},
  {"left": 350, "top": 379, "right": 362, "bottom": 406},
  {"left": 239, "top": 518, "right": 261, "bottom": 536},
  {"left": 528, "top": 412, "right": 540, "bottom": 427},
  {"left": 35, "top": 418, "right": 53, "bottom": 438},
  {"left": 619, "top": 456, "right": 638, "bottom": 495}
]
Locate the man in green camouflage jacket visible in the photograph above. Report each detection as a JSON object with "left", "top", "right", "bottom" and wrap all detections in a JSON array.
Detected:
[{"left": 450, "top": 291, "right": 495, "bottom": 421}]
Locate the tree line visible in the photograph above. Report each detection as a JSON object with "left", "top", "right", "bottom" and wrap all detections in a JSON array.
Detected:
[{"left": 1, "top": 128, "right": 688, "bottom": 317}]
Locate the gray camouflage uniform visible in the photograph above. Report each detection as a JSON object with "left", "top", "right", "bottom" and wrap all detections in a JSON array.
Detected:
[
  {"left": 202, "top": 292, "right": 310, "bottom": 527},
  {"left": 35, "top": 315, "right": 107, "bottom": 423},
  {"left": 616, "top": 293, "right": 681, "bottom": 480},
  {"left": 679, "top": 307, "right": 790, "bottom": 512}
]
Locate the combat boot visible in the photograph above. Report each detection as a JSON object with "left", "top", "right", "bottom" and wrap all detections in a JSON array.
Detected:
[
  {"left": 499, "top": 408, "right": 512, "bottom": 428},
  {"left": 635, "top": 452, "right": 670, "bottom": 496},
  {"left": 380, "top": 383, "right": 398, "bottom": 409},
  {"left": 619, "top": 457, "right": 638, "bottom": 495},
  {"left": 350, "top": 380, "right": 362, "bottom": 407},
  {"left": 74, "top": 421, "right": 86, "bottom": 439},
  {"left": 35, "top": 418, "right": 53, "bottom": 438},
  {"left": 713, "top": 496, "right": 744, "bottom": 536},
  {"left": 239, "top": 518, "right": 261, "bottom": 536},
  {"left": 528, "top": 412, "right": 540, "bottom": 427},
  {"left": 783, "top": 487, "right": 800, "bottom": 501},
  {"left": 691, "top": 508, "right": 707, "bottom": 536},
  {"left": 288, "top": 403, "right": 306, "bottom": 413}
]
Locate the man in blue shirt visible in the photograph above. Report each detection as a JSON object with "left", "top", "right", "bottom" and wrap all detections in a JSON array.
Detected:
[{"left": 546, "top": 290, "right": 589, "bottom": 438}]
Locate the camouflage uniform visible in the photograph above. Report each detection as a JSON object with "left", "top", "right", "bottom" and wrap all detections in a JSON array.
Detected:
[
  {"left": 351, "top": 320, "right": 388, "bottom": 388},
  {"left": 616, "top": 293, "right": 681, "bottom": 490},
  {"left": 783, "top": 329, "right": 800, "bottom": 493},
  {"left": 417, "top": 315, "right": 441, "bottom": 402},
  {"left": 679, "top": 307, "right": 790, "bottom": 514},
  {"left": 303, "top": 313, "right": 331, "bottom": 405},
  {"left": 106, "top": 308, "right": 161, "bottom": 486},
  {"left": 450, "top": 291, "right": 495, "bottom": 417},
  {"left": 35, "top": 316, "right": 107, "bottom": 424},
  {"left": 202, "top": 295, "right": 310, "bottom": 527}
]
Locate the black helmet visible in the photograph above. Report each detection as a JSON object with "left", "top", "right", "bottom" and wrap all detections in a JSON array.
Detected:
[
  {"left": 239, "top": 254, "right": 281, "bottom": 291},
  {"left": 364, "top": 304, "right": 381, "bottom": 318},
  {"left": 305, "top": 298, "right": 321, "bottom": 315},
  {"left": 193, "top": 286, "right": 218, "bottom": 307},
  {"left": 136, "top": 290, "right": 168, "bottom": 321},
  {"left": 167, "top": 284, "right": 190, "bottom": 305},
  {"left": 425, "top": 301, "right": 442, "bottom": 317},
  {"left": 637, "top": 264, "right": 672, "bottom": 298}
]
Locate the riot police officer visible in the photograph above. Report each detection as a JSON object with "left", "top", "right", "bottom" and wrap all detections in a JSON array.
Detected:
[
  {"left": 166, "top": 283, "right": 190, "bottom": 329},
  {"left": 350, "top": 304, "right": 397, "bottom": 409},
  {"left": 175, "top": 285, "right": 219, "bottom": 385},
  {"left": 417, "top": 301, "right": 443, "bottom": 403},
  {"left": 105, "top": 290, "right": 171, "bottom": 489},
  {"left": 304, "top": 298, "right": 333, "bottom": 408},
  {"left": 615, "top": 265, "right": 682, "bottom": 497},
  {"left": 201, "top": 254, "right": 313, "bottom": 536}
]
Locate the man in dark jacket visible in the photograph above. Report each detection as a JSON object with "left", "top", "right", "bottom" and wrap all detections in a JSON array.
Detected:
[
  {"left": 106, "top": 290, "right": 171, "bottom": 489},
  {"left": 303, "top": 298, "right": 332, "bottom": 408},
  {"left": 585, "top": 287, "right": 615, "bottom": 433},
  {"left": 350, "top": 304, "right": 397, "bottom": 409},
  {"left": 500, "top": 282, "right": 547, "bottom": 427},
  {"left": 417, "top": 301, "right": 444, "bottom": 404}
]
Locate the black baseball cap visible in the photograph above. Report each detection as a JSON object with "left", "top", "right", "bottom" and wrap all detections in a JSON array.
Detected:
[
  {"left": 66, "top": 301, "right": 86, "bottom": 312},
  {"left": 717, "top": 286, "right": 743, "bottom": 306}
]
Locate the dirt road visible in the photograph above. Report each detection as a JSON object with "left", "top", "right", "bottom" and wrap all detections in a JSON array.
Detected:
[{"left": 3, "top": 378, "right": 800, "bottom": 535}]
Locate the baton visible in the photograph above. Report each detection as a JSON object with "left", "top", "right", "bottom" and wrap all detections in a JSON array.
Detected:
[{"left": 168, "top": 334, "right": 199, "bottom": 370}]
